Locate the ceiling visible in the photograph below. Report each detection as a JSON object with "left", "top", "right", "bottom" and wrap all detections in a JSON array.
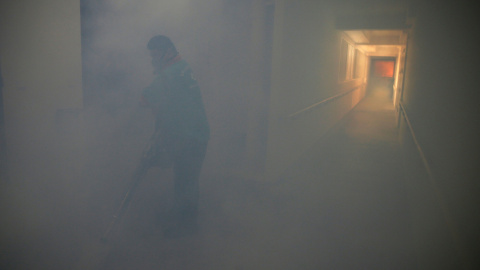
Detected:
[{"left": 344, "top": 30, "right": 407, "bottom": 57}]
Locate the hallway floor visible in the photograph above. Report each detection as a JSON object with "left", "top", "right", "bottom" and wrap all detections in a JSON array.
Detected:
[
  {"left": 261, "top": 90, "right": 417, "bottom": 269},
  {"left": 89, "top": 89, "right": 417, "bottom": 269}
]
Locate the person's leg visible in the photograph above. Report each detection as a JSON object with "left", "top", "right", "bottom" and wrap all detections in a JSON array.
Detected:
[{"left": 166, "top": 140, "right": 207, "bottom": 237}]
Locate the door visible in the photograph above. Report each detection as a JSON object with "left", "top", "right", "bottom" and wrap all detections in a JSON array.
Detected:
[{"left": 368, "top": 58, "right": 396, "bottom": 100}]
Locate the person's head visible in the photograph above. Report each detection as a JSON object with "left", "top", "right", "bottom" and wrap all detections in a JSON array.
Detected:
[{"left": 147, "top": 35, "right": 178, "bottom": 69}]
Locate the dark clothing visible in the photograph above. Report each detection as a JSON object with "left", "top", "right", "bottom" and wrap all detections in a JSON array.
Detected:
[
  {"left": 142, "top": 58, "right": 210, "bottom": 150},
  {"left": 142, "top": 57, "right": 209, "bottom": 235},
  {"left": 172, "top": 139, "right": 208, "bottom": 226}
]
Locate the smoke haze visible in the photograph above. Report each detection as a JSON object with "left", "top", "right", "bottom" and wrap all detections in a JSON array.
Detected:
[{"left": 5, "top": 0, "right": 477, "bottom": 269}]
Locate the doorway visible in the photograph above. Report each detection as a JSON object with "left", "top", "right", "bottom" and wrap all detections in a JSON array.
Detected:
[
  {"left": 0, "top": 64, "right": 7, "bottom": 181},
  {"left": 368, "top": 57, "right": 396, "bottom": 101}
]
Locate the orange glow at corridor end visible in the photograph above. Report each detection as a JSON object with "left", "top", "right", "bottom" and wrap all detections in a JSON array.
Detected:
[{"left": 374, "top": 61, "right": 395, "bottom": 77}]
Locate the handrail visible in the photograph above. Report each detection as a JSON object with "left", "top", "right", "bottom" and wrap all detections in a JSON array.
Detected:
[
  {"left": 287, "top": 87, "right": 360, "bottom": 120},
  {"left": 398, "top": 102, "right": 469, "bottom": 270}
]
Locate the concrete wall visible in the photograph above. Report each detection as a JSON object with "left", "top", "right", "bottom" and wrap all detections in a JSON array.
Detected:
[
  {"left": 400, "top": 2, "right": 480, "bottom": 269},
  {"left": 244, "top": 1, "right": 275, "bottom": 177},
  {"left": 0, "top": 0, "right": 84, "bottom": 196},
  {"left": 0, "top": 1, "right": 85, "bottom": 268},
  {"left": 0, "top": 0, "right": 84, "bottom": 178},
  {"left": 264, "top": 0, "right": 367, "bottom": 180},
  {"left": 393, "top": 47, "right": 405, "bottom": 108}
]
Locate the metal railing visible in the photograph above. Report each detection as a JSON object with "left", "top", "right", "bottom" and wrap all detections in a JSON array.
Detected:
[
  {"left": 287, "top": 86, "right": 361, "bottom": 120},
  {"left": 398, "top": 102, "right": 470, "bottom": 270}
]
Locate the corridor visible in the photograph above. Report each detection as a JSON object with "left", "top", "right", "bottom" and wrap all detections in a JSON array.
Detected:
[
  {"left": 1, "top": 1, "right": 478, "bottom": 269},
  {"left": 92, "top": 87, "right": 416, "bottom": 270}
]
